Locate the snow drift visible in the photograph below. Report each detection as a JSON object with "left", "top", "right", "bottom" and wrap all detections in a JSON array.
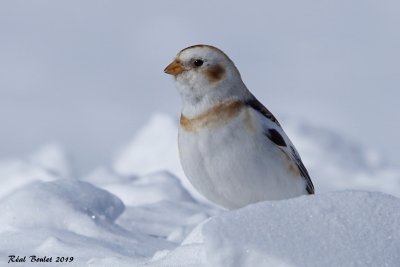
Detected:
[
  {"left": 148, "top": 191, "right": 400, "bottom": 267},
  {"left": 202, "top": 191, "right": 400, "bottom": 267}
]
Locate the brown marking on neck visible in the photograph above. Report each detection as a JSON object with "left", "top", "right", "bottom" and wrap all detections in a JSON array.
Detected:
[
  {"left": 205, "top": 64, "right": 225, "bottom": 83},
  {"left": 180, "top": 101, "right": 244, "bottom": 132}
]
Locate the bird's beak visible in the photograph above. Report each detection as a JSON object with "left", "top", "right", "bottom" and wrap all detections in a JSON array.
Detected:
[{"left": 164, "top": 60, "right": 184, "bottom": 76}]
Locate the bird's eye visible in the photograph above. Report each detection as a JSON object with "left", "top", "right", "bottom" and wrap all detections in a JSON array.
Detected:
[{"left": 193, "top": 59, "right": 203, "bottom": 67}]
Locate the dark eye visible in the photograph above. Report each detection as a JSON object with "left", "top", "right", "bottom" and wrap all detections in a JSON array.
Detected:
[{"left": 193, "top": 59, "right": 203, "bottom": 67}]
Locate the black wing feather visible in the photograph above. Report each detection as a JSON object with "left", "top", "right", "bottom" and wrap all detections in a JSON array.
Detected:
[
  {"left": 245, "top": 96, "right": 281, "bottom": 126},
  {"left": 290, "top": 147, "right": 315, "bottom": 194},
  {"left": 246, "top": 95, "right": 315, "bottom": 195},
  {"left": 265, "top": 129, "right": 287, "bottom": 147}
]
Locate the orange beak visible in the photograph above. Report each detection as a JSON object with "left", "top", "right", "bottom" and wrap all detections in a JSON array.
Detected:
[{"left": 164, "top": 60, "right": 185, "bottom": 76}]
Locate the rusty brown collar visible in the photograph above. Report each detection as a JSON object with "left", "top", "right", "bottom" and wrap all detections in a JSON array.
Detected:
[{"left": 180, "top": 100, "right": 244, "bottom": 132}]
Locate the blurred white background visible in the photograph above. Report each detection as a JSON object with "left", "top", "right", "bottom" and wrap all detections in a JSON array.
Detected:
[{"left": 1, "top": 0, "right": 399, "bottom": 174}]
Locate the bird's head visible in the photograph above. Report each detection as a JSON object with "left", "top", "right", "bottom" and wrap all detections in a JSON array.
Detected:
[{"left": 164, "top": 45, "right": 248, "bottom": 114}]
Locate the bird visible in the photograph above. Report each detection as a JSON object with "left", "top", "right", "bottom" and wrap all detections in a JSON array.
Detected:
[{"left": 164, "top": 44, "right": 314, "bottom": 209}]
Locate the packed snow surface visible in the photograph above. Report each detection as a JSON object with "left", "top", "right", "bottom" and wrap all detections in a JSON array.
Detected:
[
  {"left": 202, "top": 191, "right": 400, "bottom": 267},
  {"left": 1, "top": 114, "right": 400, "bottom": 266}
]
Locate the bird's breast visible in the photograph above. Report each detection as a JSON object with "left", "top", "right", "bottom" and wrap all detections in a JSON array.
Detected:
[{"left": 178, "top": 106, "right": 265, "bottom": 207}]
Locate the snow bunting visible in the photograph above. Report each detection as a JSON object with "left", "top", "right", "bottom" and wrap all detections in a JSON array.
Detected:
[{"left": 164, "top": 45, "right": 314, "bottom": 209}]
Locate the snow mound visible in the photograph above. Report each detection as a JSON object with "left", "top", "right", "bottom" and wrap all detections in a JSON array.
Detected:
[
  {"left": 286, "top": 121, "right": 400, "bottom": 196},
  {"left": 84, "top": 168, "right": 216, "bottom": 244},
  {"left": 146, "top": 219, "right": 208, "bottom": 267},
  {"left": 0, "top": 180, "right": 124, "bottom": 233},
  {"left": 85, "top": 168, "right": 196, "bottom": 206},
  {"left": 0, "top": 143, "right": 71, "bottom": 200},
  {"left": 113, "top": 114, "right": 182, "bottom": 178},
  {"left": 0, "top": 180, "right": 173, "bottom": 266},
  {"left": 150, "top": 191, "right": 400, "bottom": 266},
  {"left": 202, "top": 191, "right": 400, "bottom": 267},
  {"left": 118, "top": 201, "right": 213, "bottom": 244},
  {"left": 29, "top": 143, "right": 71, "bottom": 179}
]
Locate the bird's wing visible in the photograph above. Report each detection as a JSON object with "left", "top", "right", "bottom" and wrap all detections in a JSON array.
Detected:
[
  {"left": 245, "top": 97, "right": 281, "bottom": 127},
  {"left": 245, "top": 96, "right": 315, "bottom": 194}
]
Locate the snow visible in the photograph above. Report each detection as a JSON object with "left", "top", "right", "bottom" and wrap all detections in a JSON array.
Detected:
[
  {"left": 0, "top": 180, "right": 170, "bottom": 266},
  {"left": 0, "top": 143, "right": 71, "bottom": 200},
  {"left": 86, "top": 168, "right": 196, "bottom": 206},
  {"left": 113, "top": 114, "right": 182, "bottom": 179},
  {"left": 202, "top": 191, "right": 400, "bottom": 267},
  {"left": 285, "top": 120, "right": 400, "bottom": 197},
  {"left": 1, "top": 114, "right": 400, "bottom": 266}
]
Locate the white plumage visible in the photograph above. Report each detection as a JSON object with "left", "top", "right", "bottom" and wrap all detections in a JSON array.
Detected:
[{"left": 165, "top": 45, "right": 314, "bottom": 209}]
